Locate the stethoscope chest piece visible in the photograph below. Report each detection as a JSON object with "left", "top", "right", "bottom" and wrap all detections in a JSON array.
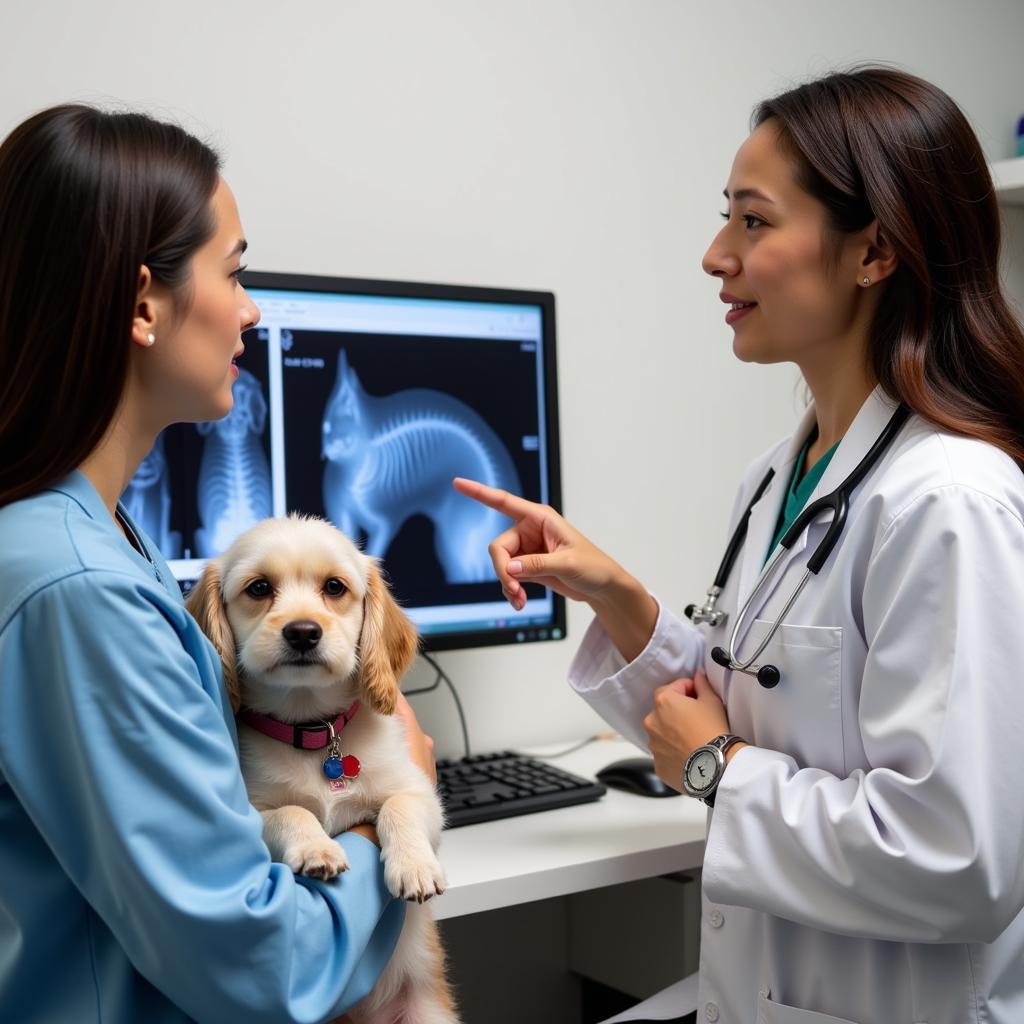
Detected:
[{"left": 684, "top": 586, "right": 727, "bottom": 627}]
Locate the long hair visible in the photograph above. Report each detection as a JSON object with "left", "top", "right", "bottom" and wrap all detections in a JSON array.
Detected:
[
  {"left": 755, "top": 66, "right": 1024, "bottom": 465},
  {"left": 0, "top": 104, "right": 221, "bottom": 506}
]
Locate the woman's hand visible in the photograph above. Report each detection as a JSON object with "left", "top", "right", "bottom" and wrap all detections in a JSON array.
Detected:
[
  {"left": 451, "top": 477, "right": 623, "bottom": 609},
  {"left": 394, "top": 692, "right": 437, "bottom": 786},
  {"left": 643, "top": 669, "right": 736, "bottom": 791},
  {"left": 451, "top": 477, "right": 659, "bottom": 662}
]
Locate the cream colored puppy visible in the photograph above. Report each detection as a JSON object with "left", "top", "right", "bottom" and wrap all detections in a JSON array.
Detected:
[{"left": 187, "top": 514, "right": 457, "bottom": 1024}]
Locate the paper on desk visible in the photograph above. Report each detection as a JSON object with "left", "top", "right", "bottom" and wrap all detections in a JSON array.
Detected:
[{"left": 596, "top": 971, "right": 699, "bottom": 1023}]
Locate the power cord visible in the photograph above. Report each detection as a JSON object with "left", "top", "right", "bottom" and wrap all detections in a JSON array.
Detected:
[
  {"left": 404, "top": 650, "right": 472, "bottom": 760},
  {"left": 513, "top": 732, "right": 618, "bottom": 759},
  {"left": 403, "top": 655, "right": 618, "bottom": 763}
]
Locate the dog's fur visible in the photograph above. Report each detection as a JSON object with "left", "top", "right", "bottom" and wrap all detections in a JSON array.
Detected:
[{"left": 187, "top": 514, "right": 457, "bottom": 1024}]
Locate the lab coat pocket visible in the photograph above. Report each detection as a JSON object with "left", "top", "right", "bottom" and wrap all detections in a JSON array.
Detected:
[
  {"left": 757, "top": 989, "right": 860, "bottom": 1024},
  {"left": 742, "top": 620, "right": 844, "bottom": 772}
]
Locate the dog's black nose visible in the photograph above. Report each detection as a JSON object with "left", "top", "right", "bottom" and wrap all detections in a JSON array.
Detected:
[{"left": 282, "top": 620, "right": 322, "bottom": 652}]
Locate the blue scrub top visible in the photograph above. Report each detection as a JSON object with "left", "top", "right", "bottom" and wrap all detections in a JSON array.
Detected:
[{"left": 0, "top": 470, "right": 404, "bottom": 1023}]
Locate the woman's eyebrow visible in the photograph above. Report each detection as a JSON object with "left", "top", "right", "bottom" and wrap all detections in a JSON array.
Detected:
[
  {"left": 723, "top": 188, "right": 775, "bottom": 204},
  {"left": 225, "top": 239, "right": 249, "bottom": 259}
]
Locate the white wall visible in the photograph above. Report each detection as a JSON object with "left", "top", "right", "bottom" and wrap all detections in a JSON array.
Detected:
[{"left": 4, "top": 0, "right": 1024, "bottom": 757}]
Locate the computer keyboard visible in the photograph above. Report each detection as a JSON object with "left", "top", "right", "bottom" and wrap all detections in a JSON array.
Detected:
[{"left": 437, "top": 750, "right": 606, "bottom": 828}]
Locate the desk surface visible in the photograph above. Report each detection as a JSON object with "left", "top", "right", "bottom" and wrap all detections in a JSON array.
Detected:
[{"left": 434, "top": 738, "right": 708, "bottom": 920}]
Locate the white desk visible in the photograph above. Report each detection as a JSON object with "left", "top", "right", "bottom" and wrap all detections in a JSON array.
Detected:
[{"left": 435, "top": 738, "right": 709, "bottom": 921}]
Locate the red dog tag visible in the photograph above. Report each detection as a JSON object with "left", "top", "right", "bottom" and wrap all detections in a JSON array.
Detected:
[{"left": 341, "top": 755, "right": 361, "bottom": 778}]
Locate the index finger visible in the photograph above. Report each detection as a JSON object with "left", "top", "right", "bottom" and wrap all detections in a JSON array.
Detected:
[{"left": 452, "top": 477, "right": 537, "bottom": 521}]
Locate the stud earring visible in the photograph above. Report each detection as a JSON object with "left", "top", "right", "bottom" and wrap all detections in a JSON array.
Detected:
[
  {"left": 145, "top": 333, "right": 156, "bottom": 346},
  {"left": 862, "top": 277, "right": 870, "bottom": 286}
]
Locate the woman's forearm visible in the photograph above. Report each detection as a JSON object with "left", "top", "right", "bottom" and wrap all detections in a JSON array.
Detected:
[{"left": 587, "top": 570, "right": 660, "bottom": 664}]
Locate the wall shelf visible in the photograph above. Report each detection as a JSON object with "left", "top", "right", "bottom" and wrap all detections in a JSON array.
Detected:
[{"left": 992, "top": 156, "right": 1024, "bottom": 206}]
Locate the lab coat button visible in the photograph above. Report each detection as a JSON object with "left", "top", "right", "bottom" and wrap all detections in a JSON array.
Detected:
[
  {"left": 705, "top": 1003, "right": 720, "bottom": 1022},
  {"left": 708, "top": 909, "right": 724, "bottom": 928}
]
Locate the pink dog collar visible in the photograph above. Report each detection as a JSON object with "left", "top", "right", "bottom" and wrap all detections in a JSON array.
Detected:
[{"left": 239, "top": 701, "right": 361, "bottom": 750}]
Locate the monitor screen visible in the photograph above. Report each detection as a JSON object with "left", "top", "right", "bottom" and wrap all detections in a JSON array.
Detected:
[{"left": 123, "top": 271, "right": 566, "bottom": 651}]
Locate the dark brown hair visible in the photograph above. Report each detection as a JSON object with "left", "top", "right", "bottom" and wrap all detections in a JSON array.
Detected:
[
  {"left": 755, "top": 66, "right": 1024, "bottom": 465},
  {"left": 0, "top": 104, "right": 221, "bottom": 506}
]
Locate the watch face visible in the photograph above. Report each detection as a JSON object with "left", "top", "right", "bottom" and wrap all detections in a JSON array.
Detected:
[{"left": 685, "top": 749, "right": 718, "bottom": 793}]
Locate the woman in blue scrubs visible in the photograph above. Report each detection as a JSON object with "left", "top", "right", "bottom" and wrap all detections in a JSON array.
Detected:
[{"left": 0, "top": 104, "right": 432, "bottom": 1023}]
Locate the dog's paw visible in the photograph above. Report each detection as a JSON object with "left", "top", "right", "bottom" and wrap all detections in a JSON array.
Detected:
[
  {"left": 384, "top": 851, "right": 447, "bottom": 903},
  {"left": 284, "top": 839, "right": 350, "bottom": 880}
]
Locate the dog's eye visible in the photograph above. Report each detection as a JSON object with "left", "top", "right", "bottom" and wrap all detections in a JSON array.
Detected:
[
  {"left": 324, "top": 578, "right": 347, "bottom": 597},
  {"left": 245, "top": 579, "right": 273, "bottom": 599}
]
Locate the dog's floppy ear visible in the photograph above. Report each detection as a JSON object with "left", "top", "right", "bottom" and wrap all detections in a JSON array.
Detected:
[
  {"left": 185, "top": 561, "right": 241, "bottom": 714},
  {"left": 358, "top": 560, "right": 419, "bottom": 716}
]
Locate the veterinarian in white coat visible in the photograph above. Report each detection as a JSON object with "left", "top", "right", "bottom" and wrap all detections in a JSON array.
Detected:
[{"left": 457, "top": 67, "right": 1024, "bottom": 1023}]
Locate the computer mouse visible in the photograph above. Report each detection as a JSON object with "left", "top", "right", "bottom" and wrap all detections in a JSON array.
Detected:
[{"left": 595, "top": 756, "right": 682, "bottom": 798}]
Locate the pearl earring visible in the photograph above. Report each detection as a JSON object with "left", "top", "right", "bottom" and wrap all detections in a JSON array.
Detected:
[
  {"left": 862, "top": 277, "right": 870, "bottom": 286},
  {"left": 145, "top": 333, "right": 156, "bottom": 347}
]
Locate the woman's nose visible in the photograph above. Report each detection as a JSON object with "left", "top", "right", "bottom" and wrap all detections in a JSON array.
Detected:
[
  {"left": 701, "top": 227, "right": 741, "bottom": 279},
  {"left": 241, "top": 291, "right": 261, "bottom": 332}
]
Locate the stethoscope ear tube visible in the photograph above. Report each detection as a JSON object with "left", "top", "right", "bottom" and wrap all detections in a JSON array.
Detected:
[
  {"left": 696, "top": 404, "right": 911, "bottom": 694},
  {"left": 710, "top": 468, "right": 776, "bottom": 591}
]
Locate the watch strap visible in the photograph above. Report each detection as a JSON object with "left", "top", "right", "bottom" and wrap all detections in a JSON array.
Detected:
[
  {"left": 700, "top": 734, "right": 747, "bottom": 807},
  {"left": 709, "top": 733, "right": 745, "bottom": 757}
]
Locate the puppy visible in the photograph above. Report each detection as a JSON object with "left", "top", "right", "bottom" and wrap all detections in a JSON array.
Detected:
[{"left": 187, "top": 514, "right": 457, "bottom": 1024}]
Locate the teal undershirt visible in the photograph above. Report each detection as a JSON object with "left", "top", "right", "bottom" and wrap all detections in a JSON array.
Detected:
[{"left": 764, "top": 430, "right": 841, "bottom": 566}]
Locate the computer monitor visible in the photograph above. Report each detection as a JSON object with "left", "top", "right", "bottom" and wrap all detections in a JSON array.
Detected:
[{"left": 122, "top": 271, "right": 566, "bottom": 652}]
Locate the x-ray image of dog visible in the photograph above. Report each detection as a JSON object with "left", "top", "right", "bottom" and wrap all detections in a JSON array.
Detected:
[
  {"left": 122, "top": 432, "right": 182, "bottom": 559},
  {"left": 321, "top": 351, "right": 522, "bottom": 583},
  {"left": 194, "top": 368, "right": 272, "bottom": 559}
]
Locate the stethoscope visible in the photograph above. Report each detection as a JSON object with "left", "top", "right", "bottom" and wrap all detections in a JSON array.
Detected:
[{"left": 685, "top": 404, "right": 911, "bottom": 688}]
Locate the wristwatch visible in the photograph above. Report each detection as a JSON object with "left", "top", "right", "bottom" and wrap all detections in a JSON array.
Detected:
[{"left": 682, "top": 734, "right": 746, "bottom": 807}]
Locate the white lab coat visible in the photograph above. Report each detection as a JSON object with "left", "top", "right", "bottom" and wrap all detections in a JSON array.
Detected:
[{"left": 569, "top": 385, "right": 1024, "bottom": 1024}]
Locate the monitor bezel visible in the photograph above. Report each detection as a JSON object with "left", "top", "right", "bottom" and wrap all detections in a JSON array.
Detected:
[{"left": 240, "top": 269, "right": 567, "bottom": 653}]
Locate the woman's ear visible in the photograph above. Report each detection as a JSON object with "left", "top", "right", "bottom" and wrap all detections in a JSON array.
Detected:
[
  {"left": 131, "top": 264, "right": 160, "bottom": 349},
  {"left": 358, "top": 560, "right": 419, "bottom": 716},
  {"left": 185, "top": 561, "right": 241, "bottom": 713},
  {"left": 860, "top": 219, "right": 899, "bottom": 286}
]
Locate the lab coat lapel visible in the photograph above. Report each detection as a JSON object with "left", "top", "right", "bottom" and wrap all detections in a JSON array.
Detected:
[
  {"left": 804, "top": 383, "right": 902, "bottom": 523},
  {"left": 733, "top": 385, "right": 901, "bottom": 642}
]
